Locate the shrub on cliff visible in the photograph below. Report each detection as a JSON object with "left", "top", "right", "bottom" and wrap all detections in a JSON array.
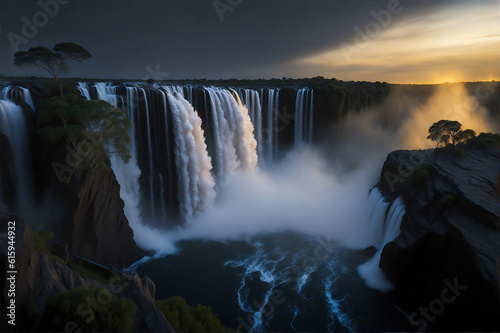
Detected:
[
  {"left": 34, "top": 230, "right": 66, "bottom": 265},
  {"left": 44, "top": 287, "right": 136, "bottom": 333},
  {"left": 37, "top": 94, "right": 131, "bottom": 182},
  {"left": 463, "top": 132, "right": 500, "bottom": 149},
  {"left": 156, "top": 296, "right": 234, "bottom": 332}
]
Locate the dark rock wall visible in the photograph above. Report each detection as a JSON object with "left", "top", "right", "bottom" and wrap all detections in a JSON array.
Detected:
[
  {"left": 66, "top": 167, "right": 144, "bottom": 268},
  {"left": 378, "top": 148, "right": 500, "bottom": 330},
  {"left": 0, "top": 206, "right": 172, "bottom": 332}
]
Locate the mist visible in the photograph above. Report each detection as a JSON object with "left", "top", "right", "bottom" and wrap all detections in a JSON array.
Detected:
[
  {"left": 399, "top": 83, "right": 496, "bottom": 149},
  {"left": 128, "top": 83, "right": 496, "bottom": 256}
]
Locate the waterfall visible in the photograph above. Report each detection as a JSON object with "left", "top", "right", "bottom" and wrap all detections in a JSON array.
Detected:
[
  {"left": 86, "top": 83, "right": 218, "bottom": 223},
  {"left": 77, "top": 82, "right": 91, "bottom": 100},
  {"left": 95, "top": 82, "right": 119, "bottom": 105},
  {"left": 230, "top": 89, "right": 258, "bottom": 170},
  {"left": 1, "top": 82, "right": 315, "bottom": 224},
  {"left": 294, "top": 89, "right": 304, "bottom": 145},
  {"left": 308, "top": 90, "right": 314, "bottom": 143},
  {"left": 157, "top": 88, "right": 174, "bottom": 221},
  {"left": 266, "top": 89, "right": 275, "bottom": 162},
  {"left": 164, "top": 87, "right": 216, "bottom": 221},
  {"left": 83, "top": 82, "right": 145, "bottom": 230},
  {"left": 358, "top": 188, "right": 406, "bottom": 291},
  {"left": 295, "top": 88, "right": 314, "bottom": 145},
  {"left": 0, "top": 88, "right": 35, "bottom": 211},
  {"left": 273, "top": 89, "right": 280, "bottom": 159},
  {"left": 236, "top": 88, "right": 263, "bottom": 163},
  {"left": 1, "top": 86, "right": 35, "bottom": 111},
  {"left": 236, "top": 87, "right": 280, "bottom": 164},
  {"left": 204, "top": 87, "right": 258, "bottom": 183},
  {"left": 364, "top": 188, "right": 391, "bottom": 247},
  {"left": 70, "top": 82, "right": 315, "bottom": 226}
]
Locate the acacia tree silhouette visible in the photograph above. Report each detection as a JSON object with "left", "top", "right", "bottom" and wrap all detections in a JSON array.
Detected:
[{"left": 14, "top": 42, "right": 92, "bottom": 95}]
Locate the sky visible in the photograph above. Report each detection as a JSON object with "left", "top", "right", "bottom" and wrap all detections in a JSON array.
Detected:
[{"left": 0, "top": 0, "right": 498, "bottom": 83}]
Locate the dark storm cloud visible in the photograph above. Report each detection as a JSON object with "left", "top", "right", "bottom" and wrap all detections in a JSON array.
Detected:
[{"left": 0, "top": 0, "right": 468, "bottom": 79}]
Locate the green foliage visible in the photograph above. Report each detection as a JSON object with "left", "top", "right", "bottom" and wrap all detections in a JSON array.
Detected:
[
  {"left": 34, "top": 230, "right": 65, "bottom": 265},
  {"left": 53, "top": 42, "right": 92, "bottom": 62},
  {"left": 73, "top": 261, "right": 109, "bottom": 284},
  {"left": 45, "top": 287, "right": 136, "bottom": 333},
  {"left": 156, "top": 296, "right": 234, "bottom": 333},
  {"left": 454, "top": 129, "right": 476, "bottom": 145},
  {"left": 441, "top": 194, "right": 456, "bottom": 207},
  {"left": 427, "top": 120, "right": 476, "bottom": 147},
  {"left": 395, "top": 162, "right": 430, "bottom": 192},
  {"left": 456, "top": 148, "right": 465, "bottom": 159},
  {"left": 463, "top": 132, "right": 500, "bottom": 149},
  {"left": 38, "top": 94, "right": 131, "bottom": 179},
  {"left": 14, "top": 42, "right": 92, "bottom": 95}
]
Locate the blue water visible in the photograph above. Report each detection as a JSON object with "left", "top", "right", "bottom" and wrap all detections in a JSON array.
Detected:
[{"left": 136, "top": 232, "right": 411, "bottom": 332}]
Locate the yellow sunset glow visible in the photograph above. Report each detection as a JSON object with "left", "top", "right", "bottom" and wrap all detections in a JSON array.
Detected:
[{"left": 293, "top": 2, "right": 500, "bottom": 84}]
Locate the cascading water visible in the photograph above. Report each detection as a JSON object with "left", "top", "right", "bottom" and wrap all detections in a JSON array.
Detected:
[
  {"left": 236, "top": 88, "right": 266, "bottom": 163},
  {"left": 0, "top": 87, "right": 35, "bottom": 212},
  {"left": 79, "top": 82, "right": 261, "bottom": 224},
  {"left": 295, "top": 88, "right": 314, "bottom": 145},
  {"left": 77, "top": 82, "right": 91, "bottom": 100},
  {"left": 78, "top": 82, "right": 145, "bottom": 232},
  {"left": 73, "top": 82, "right": 322, "bottom": 227},
  {"left": 1, "top": 86, "right": 36, "bottom": 111},
  {"left": 204, "top": 87, "right": 257, "bottom": 183},
  {"left": 229, "top": 89, "right": 258, "bottom": 170},
  {"left": 243, "top": 88, "right": 282, "bottom": 163},
  {"left": 164, "top": 87, "right": 216, "bottom": 221},
  {"left": 358, "top": 188, "right": 406, "bottom": 291},
  {"left": 1, "top": 81, "right": 418, "bottom": 331},
  {"left": 0, "top": 100, "right": 29, "bottom": 205}
]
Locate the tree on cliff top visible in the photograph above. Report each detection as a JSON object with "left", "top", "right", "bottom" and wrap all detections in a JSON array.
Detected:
[
  {"left": 14, "top": 43, "right": 92, "bottom": 95},
  {"left": 427, "top": 120, "right": 476, "bottom": 147},
  {"left": 38, "top": 94, "right": 131, "bottom": 182}
]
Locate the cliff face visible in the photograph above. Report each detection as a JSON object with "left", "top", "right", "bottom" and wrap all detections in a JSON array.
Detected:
[
  {"left": 31, "top": 149, "right": 144, "bottom": 269},
  {"left": 378, "top": 147, "right": 500, "bottom": 331},
  {"left": 27, "top": 103, "right": 144, "bottom": 268},
  {"left": 64, "top": 167, "right": 144, "bottom": 268},
  {"left": 0, "top": 210, "right": 88, "bottom": 330},
  {"left": 0, "top": 81, "right": 144, "bottom": 269},
  {"left": 0, "top": 205, "right": 172, "bottom": 332}
]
